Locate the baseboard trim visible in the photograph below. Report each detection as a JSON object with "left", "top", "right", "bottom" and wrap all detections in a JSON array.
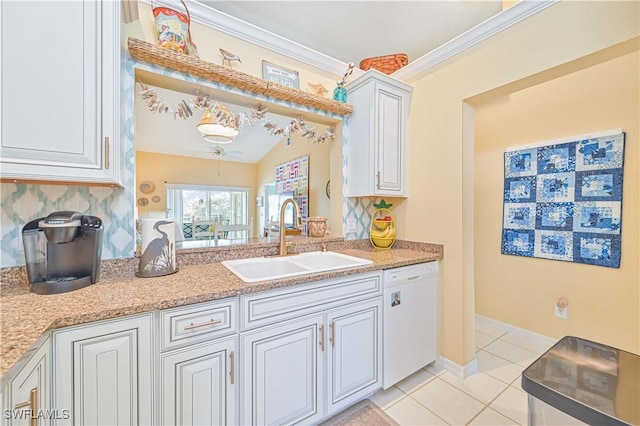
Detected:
[
  {"left": 438, "top": 355, "right": 478, "bottom": 379},
  {"left": 475, "top": 314, "right": 557, "bottom": 347}
]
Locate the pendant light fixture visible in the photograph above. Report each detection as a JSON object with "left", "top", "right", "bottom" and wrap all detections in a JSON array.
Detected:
[{"left": 196, "top": 102, "right": 239, "bottom": 143}]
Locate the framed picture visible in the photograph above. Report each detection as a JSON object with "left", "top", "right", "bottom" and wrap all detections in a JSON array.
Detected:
[
  {"left": 256, "top": 196, "right": 264, "bottom": 207},
  {"left": 262, "top": 60, "right": 300, "bottom": 89}
]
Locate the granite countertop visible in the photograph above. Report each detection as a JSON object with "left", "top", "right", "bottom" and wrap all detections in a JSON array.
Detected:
[{"left": 0, "top": 244, "right": 441, "bottom": 380}]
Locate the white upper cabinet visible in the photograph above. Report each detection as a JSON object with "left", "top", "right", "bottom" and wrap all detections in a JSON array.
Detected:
[
  {"left": 345, "top": 70, "right": 412, "bottom": 197},
  {"left": 0, "top": 0, "right": 121, "bottom": 186}
]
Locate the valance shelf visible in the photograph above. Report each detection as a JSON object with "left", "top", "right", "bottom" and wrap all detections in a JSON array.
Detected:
[{"left": 127, "top": 38, "right": 353, "bottom": 116}]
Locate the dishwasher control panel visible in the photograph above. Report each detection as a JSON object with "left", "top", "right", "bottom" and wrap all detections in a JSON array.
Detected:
[{"left": 383, "top": 261, "right": 439, "bottom": 284}]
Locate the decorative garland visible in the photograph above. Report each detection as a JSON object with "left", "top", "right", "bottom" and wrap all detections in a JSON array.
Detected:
[{"left": 136, "top": 82, "right": 335, "bottom": 144}]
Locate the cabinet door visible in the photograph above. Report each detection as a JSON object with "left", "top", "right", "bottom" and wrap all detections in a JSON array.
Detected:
[
  {"left": 0, "top": 0, "right": 121, "bottom": 185},
  {"left": 375, "top": 83, "right": 406, "bottom": 195},
  {"left": 7, "top": 337, "right": 52, "bottom": 426},
  {"left": 326, "top": 299, "right": 382, "bottom": 415},
  {"left": 161, "top": 336, "right": 237, "bottom": 425},
  {"left": 53, "top": 314, "right": 153, "bottom": 425},
  {"left": 240, "top": 314, "right": 324, "bottom": 426}
]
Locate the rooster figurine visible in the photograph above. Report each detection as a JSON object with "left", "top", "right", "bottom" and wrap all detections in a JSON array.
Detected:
[{"left": 220, "top": 48, "right": 242, "bottom": 68}]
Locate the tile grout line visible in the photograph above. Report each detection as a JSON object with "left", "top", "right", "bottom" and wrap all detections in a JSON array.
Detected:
[
  {"left": 475, "top": 329, "right": 502, "bottom": 350},
  {"left": 493, "top": 331, "right": 552, "bottom": 355},
  {"left": 381, "top": 331, "right": 536, "bottom": 425},
  {"left": 398, "top": 377, "right": 458, "bottom": 426}
]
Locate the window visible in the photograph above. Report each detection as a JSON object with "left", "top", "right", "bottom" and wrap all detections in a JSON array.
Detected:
[{"left": 166, "top": 184, "right": 249, "bottom": 238}]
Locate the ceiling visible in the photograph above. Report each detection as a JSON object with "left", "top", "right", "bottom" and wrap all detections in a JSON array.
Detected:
[
  {"left": 137, "top": 1, "right": 504, "bottom": 162},
  {"left": 198, "top": 1, "right": 504, "bottom": 64}
]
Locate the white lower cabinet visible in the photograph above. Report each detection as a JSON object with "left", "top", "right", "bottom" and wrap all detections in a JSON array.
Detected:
[
  {"left": 53, "top": 314, "right": 153, "bottom": 425},
  {"left": 326, "top": 299, "right": 382, "bottom": 415},
  {"left": 241, "top": 314, "right": 325, "bottom": 426},
  {"left": 160, "top": 336, "right": 238, "bottom": 426},
  {"left": 5, "top": 336, "right": 51, "bottom": 425},
  {"left": 239, "top": 273, "right": 383, "bottom": 425}
]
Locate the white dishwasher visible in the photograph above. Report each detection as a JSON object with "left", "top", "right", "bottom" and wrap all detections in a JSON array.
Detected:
[{"left": 382, "top": 261, "right": 439, "bottom": 389}]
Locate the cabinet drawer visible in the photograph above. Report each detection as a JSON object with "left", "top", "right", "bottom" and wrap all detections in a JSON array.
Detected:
[
  {"left": 160, "top": 298, "right": 238, "bottom": 351},
  {"left": 241, "top": 272, "right": 381, "bottom": 331}
]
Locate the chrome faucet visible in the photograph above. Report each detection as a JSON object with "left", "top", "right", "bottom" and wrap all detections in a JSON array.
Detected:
[{"left": 279, "top": 198, "right": 301, "bottom": 256}]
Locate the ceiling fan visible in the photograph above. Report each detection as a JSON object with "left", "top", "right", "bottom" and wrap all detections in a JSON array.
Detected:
[
  {"left": 187, "top": 144, "right": 243, "bottom": 159},
  {"left": 187, "top": 145, "right": 244, "bottom": 176},
  {"left": 209, "top": 145, "right": 242, "bottom": 159}
]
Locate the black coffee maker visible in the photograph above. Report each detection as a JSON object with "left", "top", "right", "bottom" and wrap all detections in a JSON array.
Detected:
[{"left": 22, "top": 211, "right": 103, "bottom": 295}]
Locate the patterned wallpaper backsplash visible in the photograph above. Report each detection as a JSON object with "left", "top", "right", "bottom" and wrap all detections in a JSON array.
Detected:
[{"left": 1, "top": 54, "right": 379, "bottom": 268}]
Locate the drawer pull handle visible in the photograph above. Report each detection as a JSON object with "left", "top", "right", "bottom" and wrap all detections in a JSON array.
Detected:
[
  {"left": 319, "top": 324, "right": 325, "bottom": 351},
  {"left": 229, "top": 351, "right": 235, "bottom": 385},
  {"left": 406, "top": 275, "right": 422, "bottom": 281},
  {"left": 184, "top": 319, "right": 222, "bottom": 330},
  {"left": 14, "top": 387, "right": 37, "bottom": 426},
  {"left": 376, "top": 171, "right": 381, "bottom": 189}
]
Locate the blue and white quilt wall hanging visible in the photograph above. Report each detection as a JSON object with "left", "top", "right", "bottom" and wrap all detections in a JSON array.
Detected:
[{"left": 502, "top": 129, "right": 625, "bottom": 268}]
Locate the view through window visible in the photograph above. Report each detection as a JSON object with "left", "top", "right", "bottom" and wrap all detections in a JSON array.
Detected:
[{"left": 167, "top": 184, "right": 249, "bottom": 239}]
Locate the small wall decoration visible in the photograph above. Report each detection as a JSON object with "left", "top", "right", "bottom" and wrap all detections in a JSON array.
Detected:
[
  {"left": 262, "top": 61, "right": 300, "bottom": 89},
  {"left": 275, "top": 155, "right": 309, "bottom": 219},
  {"left": 139, "top": 181, "right": 155, "bottom": 194},
  {"left": 502, "top": 129, "right": 625, "bottom": 268}
]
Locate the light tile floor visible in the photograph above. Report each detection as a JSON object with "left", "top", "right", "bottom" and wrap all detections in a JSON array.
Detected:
[{"left": 370, "top": 320, "right": 555, "bottom": 425}]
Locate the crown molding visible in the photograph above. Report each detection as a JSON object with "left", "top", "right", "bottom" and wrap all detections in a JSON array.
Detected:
[
  {"left": 139, "top": 0, "right": 351, "bottom": 76},
  {"left": 393, "top": 0, "right": 560, "bottom": 81},
  {"left": 140, "top": 0, "right": 557, "bottom": 82}
]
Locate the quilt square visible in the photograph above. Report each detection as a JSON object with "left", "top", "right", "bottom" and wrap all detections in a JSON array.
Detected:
[
  {"left": 502, "top": 229, "right": 535, "bottom": 257},
  {"left": 504, "top": 203, "right": 536, "bottom": 229},
  {"left": 505, "top": 149, "right": 537, "bottom": 177},
  {"left": 504, "top": 176, "right": 536, "bottom": 203},
  {"left": 536, "top": 173, "right": 575, "bottom": 202},
  {"left": 502, "top": 131, "right": 625, "bottom": 268},
  {"left": 536, "top": 203, "right": 573, "bottom": 231},
  {"left": 534, "top": 231, "right": 573, "bottom": 261},
  {"left": 575, "top": 169, "right": 623, "bottom": 201},
  {"left": 574, "top": 202, "right": 621, "bottom": 234},
  {"left": 537, "top": 143, "right": 575, "bottom": 174},
  {"left": 576, "top": 134, "right": 625, "bottom": 171},
  {"left": 573, "top": 233, "right": 621, "bottom": 268}
]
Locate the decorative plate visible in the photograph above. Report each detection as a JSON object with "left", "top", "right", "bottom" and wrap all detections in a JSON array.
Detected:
[
  {"left": 139, "top": 181, "right": 155, "bottom": 194},
  {"left": 151, "top": 195, "right": 161, "bottom": 203},
  {"left": 137, "top": 197, "right": 149, "bottom": 206}
]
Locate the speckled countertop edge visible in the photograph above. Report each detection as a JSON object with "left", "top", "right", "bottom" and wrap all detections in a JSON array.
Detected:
[{"left": 1, "top": 240, "right": 443, "bottom": 381}]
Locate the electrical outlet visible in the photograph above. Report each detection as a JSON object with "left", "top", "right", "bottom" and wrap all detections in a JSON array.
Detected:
[
  {"left": 346, "top": 219, "right": 357, "bottom": 233},
  {"left": 555, "top": 304, "right": 568, "bottom": 320}
]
